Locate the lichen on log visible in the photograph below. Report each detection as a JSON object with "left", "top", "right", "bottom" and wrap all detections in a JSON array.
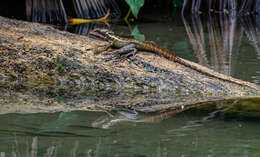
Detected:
[{"left": 0, "top": 16, "right": 259, "bottom": 114}]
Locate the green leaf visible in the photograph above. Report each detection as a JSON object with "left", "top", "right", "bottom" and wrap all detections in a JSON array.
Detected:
[
  {"left": 125, "top": 0, "right": 144, "bottom": 18},
  {"left": 131, "top": 26, "right": 145, "bottom": 41}
]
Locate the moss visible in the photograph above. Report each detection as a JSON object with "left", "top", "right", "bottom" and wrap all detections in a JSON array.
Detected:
[
  {"left": 207, "top": 90, "right": 213, "bottom": 96},
  {"left": 175, "top": 88, "right": 182, "bottom": 95},
  {"left": 185, "top": 97, "right": 260, "bottom": 118},
  {"left": 187, "top": 102, "right": 218, "bottom": 113},
  {"left": 56, "top": 56, "right": 63, "bottom": 68},
  {"left": 187, "top": 90, "right": 194, "bottom": 95},
  {"left": 195, "top": 89, "right": 203, "bottom": 96},
  {"left": 228, "top": 98, "right": 260, "bottom": 113}
]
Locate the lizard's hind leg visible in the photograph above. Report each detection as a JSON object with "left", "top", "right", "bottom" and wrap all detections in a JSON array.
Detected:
[
  {"left": 105, "top": 44, "right": 138, "bottom": 61},
  {"left": 111, "top": 44, "right": 137, "bottom": 58}
]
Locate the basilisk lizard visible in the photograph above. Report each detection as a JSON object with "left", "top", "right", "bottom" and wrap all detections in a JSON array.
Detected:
[{"left": 90, "top": 29, "right": 258, "bottom": 89}]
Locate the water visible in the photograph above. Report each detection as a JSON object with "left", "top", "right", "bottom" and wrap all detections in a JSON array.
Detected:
[
  {"left": 1, "top": 9, "right": 260, "bottom": 156},
  {"left": 0, "top": 111, "right": 260, "bottom": 157}
]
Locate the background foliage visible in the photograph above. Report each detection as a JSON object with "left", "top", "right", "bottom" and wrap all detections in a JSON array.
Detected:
[{"left": 124, "top": 0, "right": 183, "bottom": 18}]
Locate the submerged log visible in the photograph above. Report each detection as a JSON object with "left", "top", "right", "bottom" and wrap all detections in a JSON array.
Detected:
[{"left": 0, "top": 16, "right": 259, "bottom": 115}]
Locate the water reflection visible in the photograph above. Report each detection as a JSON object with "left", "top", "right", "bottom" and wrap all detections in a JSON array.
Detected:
[
  {"left": 239, "top": 15, "right": 260, "bottom": 84},
  {"left": 182, "top": 14, "right": 260, "bottom": 83},
  {"left": 1, "top": 109, "right": 260, "bottom": 157},
  {"left": 183, "top": 13, "right": 238, "bottom": 75},
  {"left": 68, "top": 22, "right": 108, "bottom": 35},
  {"left": 182, "top": 15, "right": 209, "bottom": 68},
  {"left": 240, "top": 15, "right": 260, "bottom": 59},
  {"left": 183, "top": 0, "right": 260, "bottom": 15}
]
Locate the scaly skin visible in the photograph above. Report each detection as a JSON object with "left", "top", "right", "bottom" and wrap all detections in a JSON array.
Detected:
[{"left": 90, "top": 29, "right": 258, "bottom": 89}]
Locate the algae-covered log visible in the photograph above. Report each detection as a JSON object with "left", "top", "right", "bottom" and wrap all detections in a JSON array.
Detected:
[{"left": 0, "top": 16, "right": 259, "bottom": 114}]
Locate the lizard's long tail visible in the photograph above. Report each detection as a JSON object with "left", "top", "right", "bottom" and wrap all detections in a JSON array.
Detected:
[{"left": 141, "top": 41, "right": 258, "bottom": 89}]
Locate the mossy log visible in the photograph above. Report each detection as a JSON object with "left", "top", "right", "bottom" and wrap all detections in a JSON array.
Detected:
[{"left": 0, "top": 16, "right": 259, "bottom": 115}]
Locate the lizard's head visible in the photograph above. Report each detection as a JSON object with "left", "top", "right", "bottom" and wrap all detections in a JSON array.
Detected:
[{"left": 89, "top": 28, "right": 114, "bottom": 42}]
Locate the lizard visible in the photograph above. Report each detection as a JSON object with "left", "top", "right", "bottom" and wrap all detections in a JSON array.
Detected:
[{"left": 89, "top": 28, "right": 258, "bottom": 89}]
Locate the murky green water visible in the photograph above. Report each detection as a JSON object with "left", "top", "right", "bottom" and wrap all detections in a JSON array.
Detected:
[
  {"left": 0, "top": 111, "right": 260, "bottom": 157},
  {"left": 1, "top": 11, "right": 260, "bottom": 156}
]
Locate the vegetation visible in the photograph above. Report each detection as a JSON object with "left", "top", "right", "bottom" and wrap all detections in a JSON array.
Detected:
[
  {"left": 124, "top": 0, "right": 259, "bottom": 18},
  {"left": 124, "top": 0, "right": 182, "bottom": 19}
]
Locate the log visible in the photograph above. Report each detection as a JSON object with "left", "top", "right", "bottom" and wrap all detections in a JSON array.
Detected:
[{"left": 0, "top": 16, "right": 259, "bottom": 115}]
